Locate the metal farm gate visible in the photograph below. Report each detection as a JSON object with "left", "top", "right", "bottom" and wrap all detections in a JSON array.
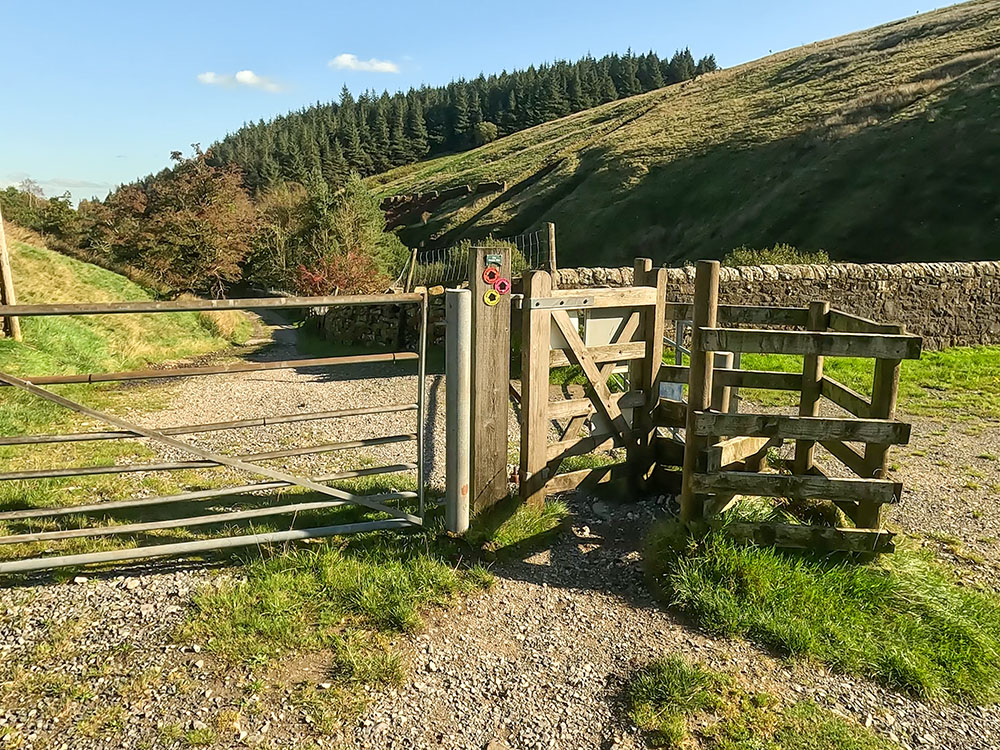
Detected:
[{"left": 0, "top": 292, "right": 430, "bottom": 573}]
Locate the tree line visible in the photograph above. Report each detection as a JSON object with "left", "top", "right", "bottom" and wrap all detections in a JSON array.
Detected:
[
  {"left": 209, "top": 48, "right": 717, "bottom": 193},
  {"left": 2, "top": 47, "right": 718, "bottom": 297}
]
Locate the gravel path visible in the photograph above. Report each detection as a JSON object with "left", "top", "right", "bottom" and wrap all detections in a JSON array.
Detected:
[{"left": 1, "top": 315, "right": 999, "bottom": 749}]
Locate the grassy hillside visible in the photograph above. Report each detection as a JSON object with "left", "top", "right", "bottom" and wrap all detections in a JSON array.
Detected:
[
  {"left": 372, "top": 0, "right": 1000, "bottom": 266},
  {"left": 0, "top": 226, "right": 249, "bottom": 435}
]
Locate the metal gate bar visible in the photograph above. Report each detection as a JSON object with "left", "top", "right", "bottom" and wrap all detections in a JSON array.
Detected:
[
  {"left": 0, "top": 291, "right": 430, "bottom": 573},
  {"left": 0, "top": 463, "right": 418, "bottom": 521},
  {"left": 0, "top": 403, "right": 418, "bottom": 447},
  {"left": 0, "top": 433, "right": 417, "bottom": 481},
  {"left": 0, "top": 519, "right": 413, "bottom": 575}
]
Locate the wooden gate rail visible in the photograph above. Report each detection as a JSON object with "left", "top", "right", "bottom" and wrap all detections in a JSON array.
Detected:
[{"left": 0, "top": 292, "right": 430, "bottom": 573}]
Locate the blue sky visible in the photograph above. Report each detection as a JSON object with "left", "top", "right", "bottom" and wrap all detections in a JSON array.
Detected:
[{"left": 2, "top": 0, "right": 943, "bottom": 201}]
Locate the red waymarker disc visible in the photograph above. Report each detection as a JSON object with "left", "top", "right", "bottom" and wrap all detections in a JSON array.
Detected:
[
  {"left": 482, "top": 266, "right": 501, "bottom": 284},
  {"left": 493, "top": 277, "right": 511, "bottom": 295}
]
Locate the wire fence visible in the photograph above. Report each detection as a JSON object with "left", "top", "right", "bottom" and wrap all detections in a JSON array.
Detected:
[{"left": 402, "top": 228, "right": 549, "bottom": 288}]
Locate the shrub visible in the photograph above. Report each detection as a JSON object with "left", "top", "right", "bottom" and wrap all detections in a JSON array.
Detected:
[
  {"left": 723, "top": 243, "right": 830, "bottom": 267},
  {"left": 294, "top": 251, "right": 389, "bottom": 295}
]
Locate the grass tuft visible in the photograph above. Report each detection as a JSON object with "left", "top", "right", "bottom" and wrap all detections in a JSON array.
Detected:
[
  {"left": 627, "top": 656, "right": 896, "bottom": 750},
  {"left": 465, "top": 498, "right": 569, "bottom": 551},
  {"left": 645, "top": 519, "right": 1000, "bottom": 703}
]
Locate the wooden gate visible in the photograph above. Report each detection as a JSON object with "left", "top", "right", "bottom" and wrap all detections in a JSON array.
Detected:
[{"left": 518, "top": 260, "right": 670, "bottom": 507}]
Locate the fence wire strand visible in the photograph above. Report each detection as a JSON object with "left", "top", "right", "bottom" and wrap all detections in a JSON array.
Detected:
[{"left": 406, "top": 229, "right": 547, "bottom": 288}]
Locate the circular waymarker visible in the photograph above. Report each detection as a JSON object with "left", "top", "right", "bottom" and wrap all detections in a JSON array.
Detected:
[
  {"left": 482, "top": 266, "right": 501, "bottom": 284},
  {"left": 483, "top": 289, "right": 501, "bottom": 306},
  {"left": 493, "top": 277, "right": 511, "bottom": 295}
]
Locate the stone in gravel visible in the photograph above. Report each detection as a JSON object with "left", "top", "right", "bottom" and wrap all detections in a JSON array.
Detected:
[
  {"left": 591, "top": 500, "right": 612, "bottom": 521},
  {"left": 72, "top": 576, "right": 88, "bottom": 584}
]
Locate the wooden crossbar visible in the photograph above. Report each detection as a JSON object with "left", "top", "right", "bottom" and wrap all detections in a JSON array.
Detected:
[
  {"left": 700, "top": 328, "right": 922, "bottom": 359},
  {"left": 693, "top": 412, "right": 911, "bottom": 444},
  {"left": 714, "top": 521, "right": 896, "bottom": 553},
  {"left": 665, "top": 304, "right": 810, "bottom": 327},
  {"left": 828, "top": 310, "right": 905, "bottom": 334},
  {"left": 821, "top": 377, "right": 872, "bottom": 417},
  {"left": 549, "top": 341, "right": 646, "bottom": 368},
  {"left": 691, "top": 471, "right": 903, "bottom": 504}
]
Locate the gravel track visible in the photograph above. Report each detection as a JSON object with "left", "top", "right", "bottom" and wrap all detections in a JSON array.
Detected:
[{"left": 1, "top": 315, "right": 998, "bottom": 749}]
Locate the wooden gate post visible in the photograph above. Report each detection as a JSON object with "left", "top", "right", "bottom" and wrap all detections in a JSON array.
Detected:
[
  {"left": 794, "top": 300, "right": 830, "bottom": 474},
  {"left": 629, "top": 258, "right": 667, "bottom": 490},
  {"left": 519, "top": 270, "right": 551, "bottom": 509},
  {"left": 858, "top": 356, "right": 902, "bottom": 529},
  {"left": 0, "top": 205, "right": 22, "bottom": 342},
  {"left": 680, "top": 260, "right": 720, "bottom": 525},
  {"left": 468, "top": 244, "right": 512, "bottom": 513}
]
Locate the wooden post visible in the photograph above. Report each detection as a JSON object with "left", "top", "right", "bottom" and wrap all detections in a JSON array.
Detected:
[
  {"left": 520, "top": 270, "right": 551, "bottom": 508},
  {"left": 0, "top": 206, "right": 22, "bottom": 342},
  {"left": 628, "top": 259, "right": 666, "bottom": 489},
  {"left": 711, "top": 352, "right": 734, "bottom": 414},
  {"left": 545, "top": 222, "right": 558, "bottom": 289},
  {"left": 680, "top": 260, "right": 720, "bottom": 525},
  {"left": 857, "top": 356, "right": 901, "bottom": 528},
  {"left": 793, "top": 300, "right": 829, "bottom": 474},
  {"left": 469, "top": 244, "right": 512, "bottom": 513}
]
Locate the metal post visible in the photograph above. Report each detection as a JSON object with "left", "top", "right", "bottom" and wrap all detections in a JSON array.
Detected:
[
  {"left": 445, "top": 289, "right": 471, "bottom": 533},
  {"left": 417, "top": 291, "right": 429, "bottom": 518}
]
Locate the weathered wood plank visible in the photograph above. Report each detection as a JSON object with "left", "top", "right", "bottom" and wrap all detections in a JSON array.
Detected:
[
  {"left": 701, "top": 328, "right": 922, "bottom": 360},
  {"left": 630, "top": 263, "right": 668, "bottom": 489},
  {"left": 820, "top": 440, "right": 868, "bottom": 476},
  {"left": 520, "top": 271, "right": 552, "bottom": 508},
  {"left": 794, "top": 301, "right": 829, "bottom": 474},
  {"left": 821, "top": 377, "right": 872, "bottom": 418},
  {"left": 549, "top": 341, "right": 647, "bottom": 368},
  {"left": 704, "top": 436, "right": 772, "bottom": 473},
  {"left": 547, "top": 391, "right": 645, "bottom": 420},
  {"left": 654, "top": 398, "right": 687, "bottom": 429},
  {"left": 713, "top": 521, "right": 895, "bottom": 553},
  {"left": 693, "top": 413, "right": 911, "bottom": 444},
  {"left": 546, "top": 287, "right": 659, "bottom": 309},
  {"left": 828, "top": 310, "right": 904, "bottom": 335},
  {"left": 470, "top": 246, "right": 512, "bottom": 513},
  {"left": 715, "top": 368, "right": 803, "bottom": 391},
  {"left": 659, "top": 364, "right": 690, "bottom": 384},
  {"left": 691, "top": 471, "right": 903, "bottom": 504},
  {"left": 544, "top": 462, "right": 629, "bottom": 494},
  {"left": 546, "top": 432, "right": 621, "bottom": 462},
  {"left": 551, "top": 310, "right": 634, "bottom": 446},
  {"left": 665, "top": 304, "right": 810, "bottom": 327},
  {"left": 859, "top": 357, "right": 903, "bottom": 529}
]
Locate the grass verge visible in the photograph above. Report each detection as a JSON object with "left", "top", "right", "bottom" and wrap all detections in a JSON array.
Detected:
[
  {"left": 626, "top": 656, "right": 897, "bottom": 749},
  {"left": 465, "top": 497, "right": 569, "bottom": 552},
  {"left": 740, "top": 347, "right": 1000, "bottom": 419},
  {"left": 645, "top": 519, "right": 1000, "bottom": 703}
]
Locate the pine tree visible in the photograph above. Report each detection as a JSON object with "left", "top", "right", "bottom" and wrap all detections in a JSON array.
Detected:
[
  {"left": 405, "top": 96, "right": 430, "bottom": 159},
  {"left": 368, "top": 102, "right": 391, "bottom": 173},
  {"left": 389, "top": 99, "right": 410, "bottom": 166},
  {"left": 450, "top": 86, "right": 470, "bottom": 147}
]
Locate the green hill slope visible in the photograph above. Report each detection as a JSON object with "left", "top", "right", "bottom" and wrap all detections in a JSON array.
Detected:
[
  {"left": 0, "top": 227, "right": 248, "bottom": 434},
  {"left": 372, "top": 0, "right": 1000, "bottom": 266}
]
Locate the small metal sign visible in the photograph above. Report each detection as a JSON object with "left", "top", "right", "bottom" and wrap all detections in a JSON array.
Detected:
[{"left": 485, "top": 253, "right": 503, "bottom": 267}]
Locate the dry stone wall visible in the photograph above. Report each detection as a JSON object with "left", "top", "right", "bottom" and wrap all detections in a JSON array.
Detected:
[{"left": 556, "top": 261, "right": 1000, "bottom": 350}]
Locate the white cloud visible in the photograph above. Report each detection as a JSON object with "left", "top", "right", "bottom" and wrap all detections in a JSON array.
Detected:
[
  {"left": 197, "top": 69, "right": 284, "bottom": 93},
  {"left": 328, "top": 53, "right": 399, "bottom": 73}
]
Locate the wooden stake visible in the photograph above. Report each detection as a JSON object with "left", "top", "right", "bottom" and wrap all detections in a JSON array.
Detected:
[
  {"left": 469, "top": 244, "right": 512, "bottom": 513},
  {"left": 794, "top": 300, "right": 830, "bottom": 474},
  {"left": 857, "top": 356, "right": 901, "bottom": 528},
  {"left": 680, "top": 260, "right": 720, "bottom": 525},
  {"left": 404, "top": 247, "right": 418, "bottom": 292},
  {"left": 0, "top": 206, "right": 22, "bottom": 341},
  {"left": 520, "top": 270, "right": 551, "bottom": 508}
]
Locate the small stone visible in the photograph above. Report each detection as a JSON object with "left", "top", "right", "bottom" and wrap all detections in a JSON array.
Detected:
[
  {"left": 194, "top": 659, "right": 205, "bottom": 669},
  {"left": 318, "top": 682, "right": 333, "bottom": 690},
  {"left": 124, "top": 578, "right": 141, "bottom": 591},
  {"left": 190, "top": 720, "right": 208, "bottom": 731},
  {"left": 72, "top": 576, "right": 88, "bottom": 584}
]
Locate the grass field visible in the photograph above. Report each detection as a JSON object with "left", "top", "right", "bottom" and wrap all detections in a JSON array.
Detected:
[
  {"left": 645, "top": 518, "right": 1000, "bottom": 703},
  {"left": 372, "top": 0, "right": 1000, "bottom": 267}
]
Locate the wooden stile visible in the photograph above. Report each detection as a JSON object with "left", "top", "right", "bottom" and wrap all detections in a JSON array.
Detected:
[{"left": 693, "top": 413, "right": 910, "bottom": 444}]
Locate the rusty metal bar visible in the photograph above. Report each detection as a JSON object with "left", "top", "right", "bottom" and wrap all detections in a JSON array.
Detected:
[
  {"left": 0, "top": 434, "right": 418, "bottom": 481},
  {"left": 0, "top": 353, "right": 418, "bottom": 387},
  {"left": 0, "top": 293, "right": 423, "bottom": 318},
  {"left": 0, "top": 490, "right": 419, "bottom": 545},
  {"left": 0, "top": 519, "right": 414, "bottom": 574},
  {"left": 0, "top": 371, "right": 422, "bottom": 525},
  {"left": 0, "top": 403, "right": 418, "bottom": 447},
  {"left": 0, "top": 463, "right": 418, "bottom": 521}
]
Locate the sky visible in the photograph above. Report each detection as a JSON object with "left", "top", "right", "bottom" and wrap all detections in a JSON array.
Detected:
[{"left": 2, "top": 0, "right": 945, "bottom": 202}]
